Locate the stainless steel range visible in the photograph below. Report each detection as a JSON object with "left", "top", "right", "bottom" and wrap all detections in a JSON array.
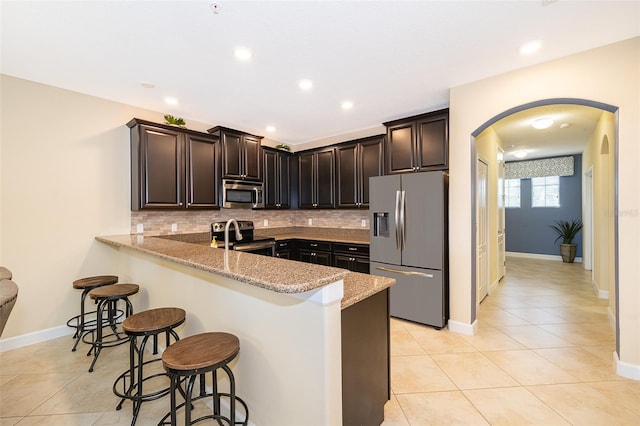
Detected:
[{"left": 210, "top": 220, "right": 276, "bottom": 256}]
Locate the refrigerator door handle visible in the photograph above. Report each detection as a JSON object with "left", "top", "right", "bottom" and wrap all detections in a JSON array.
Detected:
[
  {"left": 400, "top": 190, "right": 406, "bottom": 251},
  {"left": 375, "top": 266, "right": 434, "bottom": 278},
  {"left": 395, "top": 190, "right": 401, "bottom": 250}
]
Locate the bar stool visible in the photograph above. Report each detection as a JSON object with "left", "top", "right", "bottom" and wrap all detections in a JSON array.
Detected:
[
  {"left": 114, "top": 307, "right": 186, "bottom": 426},
  {"left": 158, "top": 332, "right": 249, "bottom": 426},
  {"left": 67, "top": 275, "right": 119, "bottom": 352},
  {"left": 85, "top": 283, "right": 139, "bottom": 372}
]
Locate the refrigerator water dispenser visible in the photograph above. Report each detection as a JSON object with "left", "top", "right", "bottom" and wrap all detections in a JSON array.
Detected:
[{"left": 373, "top": 212, "right": 389, "bottom": 237}]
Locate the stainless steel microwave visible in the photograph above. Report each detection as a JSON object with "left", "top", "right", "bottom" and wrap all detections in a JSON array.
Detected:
[{"left": 222, "top": 179, "right": 265, "bottom": 209}]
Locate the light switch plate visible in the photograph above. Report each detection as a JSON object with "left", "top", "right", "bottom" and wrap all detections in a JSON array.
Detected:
[
  {"left": 136, "top": 224, "right": 144, "bottom": 234},
  {"left": 263, "top": 219, "right": 269, "bottom": 227},
  {"left": 308, "top": 218, "right": 313, "bottom": 226},
  {"left": 361, "top": 219, "right": 367, "bottom": 227},
  {"left": 171, "top": 223, "right": 178, "bottom": 232}
]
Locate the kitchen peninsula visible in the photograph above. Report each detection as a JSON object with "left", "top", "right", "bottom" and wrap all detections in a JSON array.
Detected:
[{"left": 96, "top": 234, "right": 394, "bottom": 425}]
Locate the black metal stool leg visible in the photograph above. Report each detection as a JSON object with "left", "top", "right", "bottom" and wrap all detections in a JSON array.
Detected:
[
  {"left": 71, "top": 287, "right": 91, "bottom": 351},
  {"left": 88, "top": 298, "right": 107, "bottom": 372}
]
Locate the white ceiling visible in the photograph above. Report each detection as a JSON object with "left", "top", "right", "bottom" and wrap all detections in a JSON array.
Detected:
[
  {"left": 491, "top": 104, "right": 607, "bottom": 161},
  {"left": 1, "top": 1, "right": 638, "bottom": 147}
]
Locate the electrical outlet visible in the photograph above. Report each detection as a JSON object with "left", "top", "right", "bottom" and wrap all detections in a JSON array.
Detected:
[
  {"left": 308, "top": 218, "right": 313, "bottom": 226},
  {"left": 263, "top": 219, "right": 269, "bottom": 227},
  {"left": 171, "top": 223, "right": 178, "bottom": 232},
  {"left": 136, "top": 224, "right": 144, "bottom": 234},
  {"left": 361, "top": 219, "right": 367, "bottom": 228}
]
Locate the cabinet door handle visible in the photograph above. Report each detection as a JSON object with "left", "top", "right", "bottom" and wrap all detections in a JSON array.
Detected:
[
  {"left": 375, "top": 266, "right": 434, "bottom": 278},
  {"left": 310, "top": 243, "right": 318, "bottom": 247},
  {"left": 348, "top": 247, "right": 357, "bottom": 251},
  {"left": 281, "top": 243, "right": 287, "bottom": 247}
]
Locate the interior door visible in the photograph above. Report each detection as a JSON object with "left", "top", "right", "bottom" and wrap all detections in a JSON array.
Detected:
[
  {"left": 477, "top": 157, "right": 489, "bottom": 302},
  {"left": 497, "top": 147, "right": 506, "bottom": 280}
]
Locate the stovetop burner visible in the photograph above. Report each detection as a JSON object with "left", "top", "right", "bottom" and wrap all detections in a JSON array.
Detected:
[{"left": 209, "top": 220, "right": 276, "bottom": 256}]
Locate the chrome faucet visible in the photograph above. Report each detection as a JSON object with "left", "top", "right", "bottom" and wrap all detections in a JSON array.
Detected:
[{"left": 224, "top": 219, "right": 243, "bottom": 256}]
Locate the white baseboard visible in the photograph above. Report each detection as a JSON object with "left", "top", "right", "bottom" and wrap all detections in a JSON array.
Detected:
[
  {"left": 448, "top": 319, "right": 478, "bottom": 336},
  {"left": 506, "top": 251, "right": 582, "bottom": 263},
  {"left": 614, "top": 351, "right": 640, "bottom": 381},
  {"left": 590, "top": 279, "right": 609, "bottom": 299},
  {"left": 0, "top": 325, "right": 73, "bottom": 352}
]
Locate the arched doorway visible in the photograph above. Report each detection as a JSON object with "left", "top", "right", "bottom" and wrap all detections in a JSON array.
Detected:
[{"left": 469, "top": 98, "right": 619, "bottom": 354}]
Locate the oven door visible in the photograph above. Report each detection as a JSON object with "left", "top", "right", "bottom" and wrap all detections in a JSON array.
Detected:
[{"left": 233, "top": 240, "right": 276, "bottom": 257}]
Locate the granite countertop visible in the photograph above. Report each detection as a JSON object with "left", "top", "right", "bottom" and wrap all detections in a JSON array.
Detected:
[{"left": 96, "top": 234, "right": 393, "bottom": 309}]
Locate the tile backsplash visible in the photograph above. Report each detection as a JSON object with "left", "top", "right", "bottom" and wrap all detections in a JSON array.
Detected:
[{"left": 131, "top": 209, "right": 370, "bottom": 235}]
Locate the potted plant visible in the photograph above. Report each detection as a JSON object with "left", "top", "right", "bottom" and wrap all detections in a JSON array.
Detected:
[{"left": 550, "top": 219, "right": 583, "bottom": 263}]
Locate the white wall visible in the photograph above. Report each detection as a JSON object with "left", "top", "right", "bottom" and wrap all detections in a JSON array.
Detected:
[
  {"left": 449, "top": 37, "right": 640, "bottom": 371},
  {"left": 0, "top": 75, "right": 212, "bottom": 338}
]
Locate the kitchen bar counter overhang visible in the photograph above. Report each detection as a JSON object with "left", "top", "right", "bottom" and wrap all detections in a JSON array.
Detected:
[
  {"left": 96, "top": 234, "right": 392, "bottom": 308},
  {"left": 95, "top": 234, "right": 394, "bottom": 425}
]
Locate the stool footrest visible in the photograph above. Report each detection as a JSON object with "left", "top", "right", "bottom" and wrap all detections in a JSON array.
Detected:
[{"left": 157, "top": 392, "right": 249, "bottom": 426}]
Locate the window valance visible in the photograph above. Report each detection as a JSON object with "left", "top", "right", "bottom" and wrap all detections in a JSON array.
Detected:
[{"left": 505, "top": 156, "right": 574, "bottom": 179}]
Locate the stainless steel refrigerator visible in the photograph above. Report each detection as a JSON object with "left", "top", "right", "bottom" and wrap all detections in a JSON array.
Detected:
[{"left": 369, "top": 171, "right": 448, "bottom": 328}]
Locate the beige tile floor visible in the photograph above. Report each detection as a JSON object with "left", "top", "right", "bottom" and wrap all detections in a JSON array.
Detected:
[
  {"left": 0, "top": 257, "right": 638, "bottom": 425},
  {"left": 382, "top": 257, "right": 640, "bottom": 425}
]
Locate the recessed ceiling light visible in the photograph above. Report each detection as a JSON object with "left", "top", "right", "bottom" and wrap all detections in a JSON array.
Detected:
[
  {"left": 532, "top": 117, "right": 554, "bottom": 129},
  {"left": 266, "top": 125, "right": 276, "bottom": 133},
  {"left": 514, "top": 151, "right": 528, "bottom": 159},
  {"left": 299, "top": 79, "right": 313, "bottom": 90},
  {"left": 140, "top": 82, "right": 155, "bottom": 89},
  {"left": 210, "top": 2, "right": 220, "bottom": 14},
  {"left": 341, "top": 100, "right": 354, "bottom": 110},
  {"left": 520, "top": 39, "right": 542, "bottom": 55},
  {"left": 164, "top": 97, "right": 178, "bottom": 106},
  {"left": 233, "top": 47, "right": 253, "bottom": 61},
  {"left": 560, "top": 122, "right": 572, "bottom": 129}
]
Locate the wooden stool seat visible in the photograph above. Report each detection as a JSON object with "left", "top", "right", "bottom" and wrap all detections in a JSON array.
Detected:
[
  {"left": 67, "top": 274, "right": 119, "bottom": 352},
  {"left": 114, "top": 307, "right": 186, "bottom": 426},
  {"left": 163, "top": 332, "right": 239, "bottom": 373},
  {"left": 160, "top": 332, "right": 248, "bottom": 425},
  {"left": 85, "top": 283, "right": 139, "bottom": 372},
  {"left": 72, "top": 275, "right": 118, "bottom": 290},
  {"left": 123, "top": 307, "right": 186, "bottom": 335},
  {"left": 90, "top": 283, "right": 139, "bottom": 300}
]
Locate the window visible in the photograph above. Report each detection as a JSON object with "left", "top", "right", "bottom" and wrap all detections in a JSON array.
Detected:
[
  {"left": 532, "top": 176, "right": 560, "bottom": 207},
  {"left": 504, "top": 179, "right": 521, "bottom": 208}
]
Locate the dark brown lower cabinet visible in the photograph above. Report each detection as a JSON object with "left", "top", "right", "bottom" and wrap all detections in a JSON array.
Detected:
[
  {"left": 298, "top": 249, "right": 332, "bottom": 265},
  {"left": 342, "top": 289, "right": 390, "bottom": 425}
]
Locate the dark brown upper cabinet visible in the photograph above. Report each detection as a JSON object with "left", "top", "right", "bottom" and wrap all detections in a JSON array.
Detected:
[
  {"left": 298, "top": 147, "right": 335, "bottom": 209},
  {"left": 336, "top": 135, "right": 384, "bottom": 208},
  {"left": 207, "top": 126, "right": 262, "bottom": 181},
  {"left": 383, "top": 109, "right": 448, "bottom": 174},
  {"left": 128, "top": 118, "right": 219, "bottom": 211},
  {"left": 263, "top": 147, "right": 291, "bottom": 209}
]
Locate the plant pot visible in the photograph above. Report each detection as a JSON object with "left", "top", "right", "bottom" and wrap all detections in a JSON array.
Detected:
[{"left": 559, "top": 243, "right": 577, "bottom": 263}]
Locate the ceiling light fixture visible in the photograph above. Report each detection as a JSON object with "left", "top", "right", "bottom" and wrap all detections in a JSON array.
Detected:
[
  {"left": 532, "top": 117, "right": 554, "bottom": 129},
  {"left": 520, "top": 39, "right": 542, "bottom": 55},
  {"left": 513, "top": 151, "right": 527, "bottom": 159},
  {"left": 560, "top": 122, "right": 572, "bottom": 129},
  {"left": 341, "top": 100, "right": 354, "bottom": 110},
  {"left": 164, "top": 97, "right": 178, "bottom": 106},
  {"left": 140, "top": 82, "right": 155, "bottom": 89},
  {"left": 266, "top": 125, "right": 276, "bottom": 133},
  {"left": 299, "top": 79, "right": 313, "bottom": 90},
  {"left": 210, "top": 2, "right": 220, "bottom": 14},
  {"left": 233, "top": 47, "right": 253, "bottom": 61}
]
